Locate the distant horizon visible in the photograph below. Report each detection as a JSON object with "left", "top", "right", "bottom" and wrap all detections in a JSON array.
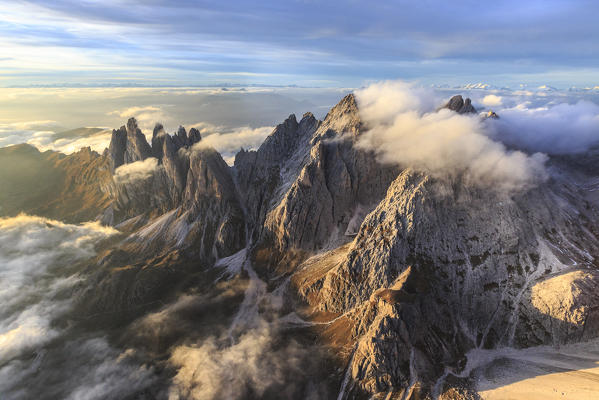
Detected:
[{"left": 3, "top": 81, "right": 599, "bottom": 90}]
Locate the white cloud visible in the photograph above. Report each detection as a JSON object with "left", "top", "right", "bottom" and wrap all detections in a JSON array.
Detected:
[
  {"left": 0, "top": 215, "right": 158, "bottom": 399},
  {"left": 355, "top": 81, "right": 548, "bottom": 191},
  {"left": 114, "top": 157, "right": 160, "bottom": 183},
  {"left": 482, "top": 94, "right": 503, "bottom": 107},
  {"left": 0, "top": 121, "right": 112, "bottom": 154},
  {"left": 168, "top": 322, "right": 308, "bottom": 400},
  {"left": 109, "top": 106, "right": 168, "bottom": 134},
  {"left": 0, "top": 215, "right": 117, "bottom": 362},
  {"left": 493, "top": 101, "right": 599, "bottom": 154},
  {"left": 193, "top": 126, "right": 274, "bottom": 165}
]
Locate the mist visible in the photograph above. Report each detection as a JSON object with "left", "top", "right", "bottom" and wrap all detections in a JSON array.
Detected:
[
  {"left": 0, "top": 214, "right": 334, "bottom": 399},
  {"left": 114, "top": 157, "right": 161, "bottom": 184},
  {"left": 492, "top": 101, "right": 599, "bottom": 154},
  {"left": 0, "top": 215, "right": 156, "bottom": 399},
  {"left": 355, "top": 81, "right": 548, "bottom": 191},
  {"left": 0, "top": 87, "right": 348, "bottom": 156},
  {"left": 192, "top": 126, "right": 274, "bottom": 164}
]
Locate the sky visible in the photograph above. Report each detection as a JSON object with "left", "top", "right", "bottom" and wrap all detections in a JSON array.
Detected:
[{"left": 1, "top": 0, "right": 599, "bottom": 88}]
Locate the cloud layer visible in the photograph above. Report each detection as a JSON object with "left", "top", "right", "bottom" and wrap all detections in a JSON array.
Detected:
[
  {"left": 0, "top": 121, "right": 112, "bottom": 154},
  {"left": 355, "top": 81, "right": 548, "bottom": 191},
  {"left": 193, "top": 126, "right": 274, "bottom": 164},
  {"left": 492, "top": 101, "right": 599, "bottom": 154},
  {"left": 0, "top": 216, "right": 158, "bottom": 399},
  {"left": 114, "top": 157, "right": 161, "bottom": 183}
]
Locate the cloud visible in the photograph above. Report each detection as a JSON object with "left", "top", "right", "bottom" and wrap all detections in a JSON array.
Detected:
[
  {"left": 168, "top": 321, "right": 323, "bottom": 400},
  {"left": 0, "top": 215, "right": 116, "bottom": 361},
  {"left": 109, "top": 106, "right": 168, "bottom": 134},
  {"left": 114, "top": 157, "right": 160, "bottom": 183},
  {"left": 169, "top": 324, "right": 272, "bottom": 400},
  {"left": 193, "top": 126, "right": 274, "bottom": 164},
  {"left": 26, "top": 129, "right": 112, "bottom": 154},
  {"left": 355, "top": 81, "right": 548, "bottom": 191},
  {"left": 0, "top": 121, "right": 112, "bottom": 154},
  {"left": 492, "top": 101, "right": 599, "bottom": 154},
  {"left": 0, "top": 336, "right": 156, "bottom": 400},
  {"left": 0, "top": 215, "right": 159, "bottom": 399},
  {"left": 482, "top": 94, "right": 503, "bottom": 107}
]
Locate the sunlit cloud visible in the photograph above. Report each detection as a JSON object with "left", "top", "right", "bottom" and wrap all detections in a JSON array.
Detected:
[{"left": 193, "top": 126, "right": 274, "bottom": 164}]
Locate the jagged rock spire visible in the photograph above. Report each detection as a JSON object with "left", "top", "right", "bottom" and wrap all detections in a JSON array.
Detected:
[
  {"left": 106, "top": 118, "right": 152, "bottom": 172},
  {"left": 188, "top": 127, "right": 202, "bottom": 144},
  {"left": 176, "top": 125, "right": 188, "bottom": 147},
  {"left": 443, "top": 95, "right": 477, "bottom": 114}
]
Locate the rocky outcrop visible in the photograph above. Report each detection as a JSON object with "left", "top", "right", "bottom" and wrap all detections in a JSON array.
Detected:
[
  {"left": 484, "top": 110, "right": 500, "bottom": 119},
  {"left": 189, "top": 127, "right": 202, "bottom": 144},
  {"left": 443, "top": 95, "right": 477, "bottom": 114},
  {"left": 107, "top": 117, "right": 153, "bottom": 172}
]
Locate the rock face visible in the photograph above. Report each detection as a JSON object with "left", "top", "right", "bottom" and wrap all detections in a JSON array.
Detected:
[
  {"left": 235, "top": 94, "right": 399, "bottom": 266},
  {"left": 294, "top": 158, "right": 599, "bottom": 397},
  {"left": 234, "top": 112, "right": 317, "bottom": 243},
  {"left": 108, "top": 118, "right": 153, "bottom": 172},
  {"left": 443, "top": 95, "right": 477, "bottom": 114}
]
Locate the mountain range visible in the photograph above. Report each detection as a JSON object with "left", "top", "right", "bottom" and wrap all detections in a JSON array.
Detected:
[{"left": 2, "top": 93, "right": 599, "bottom": 399}]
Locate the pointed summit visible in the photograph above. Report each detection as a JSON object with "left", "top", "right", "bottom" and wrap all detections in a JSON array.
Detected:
[
  {"left": 321, "top": 93, "right": 360, "bottom": 136},
  {"left": 126, "top": 117, "right": 139, "bottom": 136},
  {"left": 325, "top": 93, "right": 358, "bottom": 120},
  {"left": 188, "top": 127, "right": 202, "bottom": 144},
  {"left": 107, "top": 118, "right": 153, "bottom": 172},
  {"left": 176, "top": 126, "right": 188, "bottom": 146}
]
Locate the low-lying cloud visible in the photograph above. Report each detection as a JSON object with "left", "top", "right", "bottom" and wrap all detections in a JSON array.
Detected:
[
  {"left": 0, "top": 215, "right": 117, "bottom": 359},
  {"left": 355, "top": 81, "right": 548, "bottom": 191},
  {"left": 492, "top": 101, "right": 599, "bottom": 154},
  {"left": 482, "top": 94, "right": 503, "bottom": 107},
  {"left": 0, "top": 122, "right": 112, "bottom": 154},
  {"left": 193, "top": 126, "right": 274, "bottom": 164},
  {"left": 114, "top": 157, "right": 160, "bottom": 183},
  {"left": 0, "top": 215, "right": 158, "bottom": 399},
  {"left": 108, "top": 106, "right": 168, "bottom": 135},
  {"left": 169, "top": 324, "right": 282, "bottom": 399}
]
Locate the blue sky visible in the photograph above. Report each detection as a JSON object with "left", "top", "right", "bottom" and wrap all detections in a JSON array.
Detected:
[{"left": 1, "top": 0, "right": 598, "bottom": 88}]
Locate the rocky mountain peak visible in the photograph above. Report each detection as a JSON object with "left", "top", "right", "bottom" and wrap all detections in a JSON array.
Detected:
[
  {"left": 126, "top": 117, "right": 140, "bottom": 136},
  {"left": 283, "top": 113, "right": 298, "bottom": 129},
  {"left": 152, "top": 123, "right": 165, "bottom": 138},
  {"left": 105, "top": 117, "right": 153, "bottom": 170},
  {"left": 317, "top": 93, "right": 361, "bottom": 138},
  {"left": 188, "top": 127, "right": 202, "bottom": 144},
  {"left": 443, "top": 94, "right": 477, "bottom": 114},
  {"left": 325, "top": 93, "right": 358, "bottom": 121},
  {"left": 176, "top": 126, "right": 188, "bottom": 146},
  {"left": 484, "top": 110, "right": 500, "bottom": 119}
]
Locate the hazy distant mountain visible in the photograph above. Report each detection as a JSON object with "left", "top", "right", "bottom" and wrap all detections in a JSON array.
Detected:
[
  {"left": 52, "top": 127, "right": 106, "bottom": 140},
  {"left": 3, "top": 92, "right": 599, "bottom": 399},
  {"left": 0, "top": 144, "right": 112, "bottom": 222}
]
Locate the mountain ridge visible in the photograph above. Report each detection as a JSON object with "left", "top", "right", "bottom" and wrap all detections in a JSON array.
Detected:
[{"left": 3, "top": 92, "right": 599, "bottom": 399}]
